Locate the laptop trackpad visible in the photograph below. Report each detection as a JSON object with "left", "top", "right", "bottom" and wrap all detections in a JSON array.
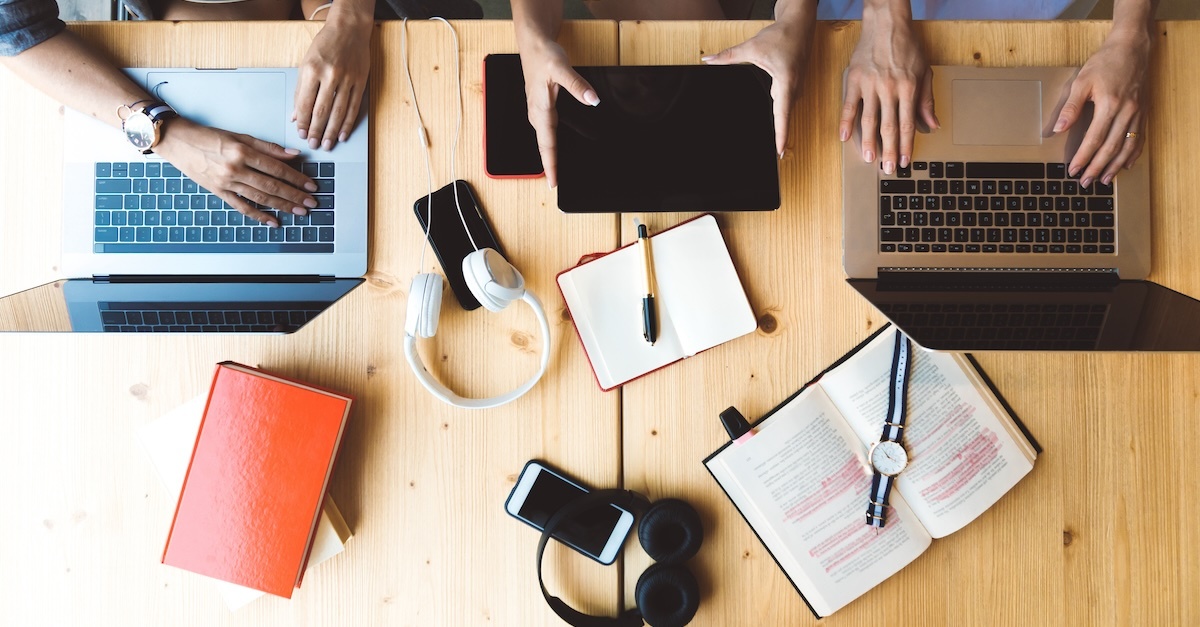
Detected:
[
  {"left": 952, "top": 79, "right": 1042, "bottom": 146},
  {"left": 145, "top": 71, "right": 286, "bottom": 146}
]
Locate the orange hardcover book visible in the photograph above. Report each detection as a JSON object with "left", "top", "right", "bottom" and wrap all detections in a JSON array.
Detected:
[{"left": 161, "top": 362, "right": 353, "bottom": 598}]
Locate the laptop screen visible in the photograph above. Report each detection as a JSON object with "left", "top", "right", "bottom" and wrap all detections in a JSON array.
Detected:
[
  {"left": 849, "top": 278, "right": 1200, "bottom": 352},
  {"left": 0, "top": 279, "right": 362, "bottom": 333},
  {"left": 555, "top": 64, "right": 780, "bottom": 213}
]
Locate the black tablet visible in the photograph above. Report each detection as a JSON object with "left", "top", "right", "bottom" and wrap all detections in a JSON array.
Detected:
[{"left": 555, "top": 64, "right": 779, "bottom": 213}]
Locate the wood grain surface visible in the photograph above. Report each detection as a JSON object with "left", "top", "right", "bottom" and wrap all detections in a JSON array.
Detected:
[
  {"left": 0, "top": 18, "right": 1197, "bottom": 627},
  {"left": 618, "top": 19, "right": 1200, "bottom": 627}
]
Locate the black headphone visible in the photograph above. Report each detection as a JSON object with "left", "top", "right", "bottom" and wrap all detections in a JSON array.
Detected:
[{"left": 537, "top": 490, "right": 704, "bottom": 627}]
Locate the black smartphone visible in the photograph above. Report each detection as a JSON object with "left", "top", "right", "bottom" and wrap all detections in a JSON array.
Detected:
[
  {"left": 504, "top": 460, "right": 635, "bottom": 565},
  {"left": 412, "top": 180, "right": 502, "bottom": 311},
  {"left": 483, "top": 54, "right": 544, "bottom": 178}
]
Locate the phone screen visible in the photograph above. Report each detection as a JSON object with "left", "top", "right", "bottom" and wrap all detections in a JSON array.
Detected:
[
  {"left": 483, "top": 54, "right": 544, "bottom": 178},
  {"left": 413, "top": 180, "right": 502, "bottom": 311},
  {"left": 513, "top": 465, "right": 627, "bottom": 559}
]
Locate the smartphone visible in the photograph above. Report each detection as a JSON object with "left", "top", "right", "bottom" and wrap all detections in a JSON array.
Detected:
[
  {"left": 483, "top": 54, "right": 545, "bottom": 178},
  {"left": 505, "top": 460, "right": 635, "bottom": 565},
  {"left": 413, "top": 180, "right": 502, "bottom": 311}
]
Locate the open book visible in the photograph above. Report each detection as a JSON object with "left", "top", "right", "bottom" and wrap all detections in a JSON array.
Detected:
[
  {"left": 557, "top": 214, "right": 757, "bottom": 390},
  {"left": 705, "top": 327, "right": 1039, "bottom": 617}
]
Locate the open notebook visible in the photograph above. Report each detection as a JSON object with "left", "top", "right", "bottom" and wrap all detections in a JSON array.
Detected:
[{"left": 558, "top": 214, "right": 757, "bottom": 390}]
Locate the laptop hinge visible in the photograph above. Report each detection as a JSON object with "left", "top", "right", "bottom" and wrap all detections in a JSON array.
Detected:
[
  {"left": 876, "top": 269, "right": 1120, "bottom": 292},
  {"left": 93, "top": 275, "right": 334, "bottom": 284}
]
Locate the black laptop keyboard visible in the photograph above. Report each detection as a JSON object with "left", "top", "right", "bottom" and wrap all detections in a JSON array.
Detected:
[
  {"left": 92, "top": 161, "right": 336, "bottom": 253},
  {"left": 877, "top": 302, "right": 1108, "bottom": 350},
  {"left": 878, "top": 162, "right": 1116, "bottom": 255},
  {"left": 97, "top": 302, "right": 326, "bottom": 333}
]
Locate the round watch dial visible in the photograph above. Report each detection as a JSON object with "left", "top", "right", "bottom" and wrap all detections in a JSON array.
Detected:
[
  {"left": 123, "top": 112, "right": 156, "bottom": 150},
  {"left": 870, "top": 440, "right": 908, "bottom": 476}
]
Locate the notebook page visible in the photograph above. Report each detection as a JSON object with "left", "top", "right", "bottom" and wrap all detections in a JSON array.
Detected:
[
  {"left": 559, "top": 248, "right": 686, "bottom": 389},
  {"left": 651, "top": 215, "right": 757, "bottom": 355}
]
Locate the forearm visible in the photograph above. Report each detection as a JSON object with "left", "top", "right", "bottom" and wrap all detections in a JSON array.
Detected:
[
  {"left": 1111, "top": 0, "right": 1158, "bottom": 41},
  {"left": 1, "top": 30, "right": 147, "bottom": 131},
  {"left": 323, "top": 0, "right": 373, "bottom": 31},
  {"left": 512, "top": 0, "right": 563, "bottom": 50}
]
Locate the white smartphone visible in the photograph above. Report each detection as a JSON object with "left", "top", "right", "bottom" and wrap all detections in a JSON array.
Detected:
[{"left": 505, "top": 460, "right": 635, "bottom": 565}]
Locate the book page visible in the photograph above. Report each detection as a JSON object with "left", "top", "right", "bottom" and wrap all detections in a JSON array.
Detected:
[
  {"left": 819, "top": 330, "right": 1036, "bottom": 538},
  {"left": 707, "top": 384, "right": 932, "bottom": 617}
]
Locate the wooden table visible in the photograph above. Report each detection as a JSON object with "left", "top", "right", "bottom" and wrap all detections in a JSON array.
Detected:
[{"left": 0, "top": 18, "right": 1197, "bottom": 627}]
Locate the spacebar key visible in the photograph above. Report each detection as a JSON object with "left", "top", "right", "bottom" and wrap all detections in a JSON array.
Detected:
[
  {"left": 95, "top": 243, "right": 334, "bottom": 253},
  {"left": 966, "top": 162, "right": 1045, "bottom": 179}
]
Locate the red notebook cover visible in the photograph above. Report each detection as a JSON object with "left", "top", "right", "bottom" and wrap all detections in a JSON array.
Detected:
[{"left": 161, "top": 362, "right": 353, "bottom": 598}]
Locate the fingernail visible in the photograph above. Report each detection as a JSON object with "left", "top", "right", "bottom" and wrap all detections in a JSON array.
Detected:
[
  {"left": 839, "top": 128, "right": 849, "bottom": 142},
  {"left": 303, "top": 197, "right": 317, "bottom": 208},
  {"left": 285, "top": 148, "right": 301, "bottom": 156},
  {"left": 305, "top": 182, "right": 318, "bottom": 192},
  {"left": 298, "top": 129, "right": 308, "bottom": 140},
  {"left": 1069, "top": 166, "right": 1080, "bottom": 177},
  {"left": 883, "top": 161, "right": 895, "bottom": 175},
  {"left": 321, "top": 139, "right": 332, "bottom": 151},
  {"left": 268, "top": 219, "right": 279, "bottom": 228},
  {"left": 1053, "top": 118, "right": 1067, "bottom": 133},
  {"left": 701, "top": 55, "right": 715, "bottom": 62},
  {"left": 584, "top": 90, "right": 600, "bottom": 106},
  {"left": 932, "top": 114, "right": 942, "bottom": 129},
  {"left": 294, "top": 207, "right": 309, "bottom": 215},
  {"left": 339, "top": 132, "right": 348, "bottom": 143},
  {"left": 1102, "top": 175, "right": 1113, "bottom": 185},
  {"left": 864, "top": 150, "right": 875, "bottom": 163},
  {"left": 309, "top": 138, "right": 320, "bottom": 149},
  {"left": 1080, "top": 177, "right": 1091, "bottom": 188},
  {"left": 778, "top": 150, "right": 785, "bottom": 160},
  {"left": 899, "top": 156, "right": 909, "bottom": 168}
]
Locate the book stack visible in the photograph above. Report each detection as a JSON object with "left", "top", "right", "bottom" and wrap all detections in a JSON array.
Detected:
[{"left": 152, "top": 363, "right": 353, "bottom": 602}]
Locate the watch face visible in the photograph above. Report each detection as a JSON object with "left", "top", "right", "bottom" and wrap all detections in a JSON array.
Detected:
[
  {"left": 870, "top": 440, "right": 908, "bottom": 476},
  {"left": 123, "top": 112, "right": 156, "bottom": 150}
]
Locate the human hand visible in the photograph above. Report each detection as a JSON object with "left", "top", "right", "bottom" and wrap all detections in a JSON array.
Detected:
[
  {"left": 294, "top": 17, "right": 372, "bottom": 151},
  {"left": 154, "top": 119, "right": 318, "bottom": 228},
  {"left": 839, "top": 5, "right": 937, "bottom": 174},
  {"left": 1053, "top": 29, "right": 1151, "bottom": 188},
  {"left": 517, "top": 38, "right": 599, "bottom": 188},
  {"left": 702, "top": 19, "right": 812, "bottom": 157}
]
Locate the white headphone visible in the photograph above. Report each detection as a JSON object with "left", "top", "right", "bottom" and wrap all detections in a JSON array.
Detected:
[{"left": 401, "top": 18, "right": 551, "bottom": 409}]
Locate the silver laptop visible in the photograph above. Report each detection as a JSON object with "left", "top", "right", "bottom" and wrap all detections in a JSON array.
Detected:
[
  {"left": 843, "top": 66, "right": 1150, "bottom": 280},
  {"left": 841, "top": 67, "right": 1200, "bottom": 352},
  {"left": 62, "top": 67, "right": 368, "bottom": 279}
]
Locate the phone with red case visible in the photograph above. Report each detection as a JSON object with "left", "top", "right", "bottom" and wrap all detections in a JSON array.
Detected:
[{"left": 483, "top": 54, "right": 544, "bottom": 179}]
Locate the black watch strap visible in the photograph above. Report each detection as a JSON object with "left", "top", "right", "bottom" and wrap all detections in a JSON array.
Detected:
[
  {"left": 880, "top": 332, "right": 911, "bottom": 443},
  {"left": 866, "top": 331, "right": 912, "bottom": 528},
  {"left": 142, "top": 102, "right": 177, "bottom": 122}
]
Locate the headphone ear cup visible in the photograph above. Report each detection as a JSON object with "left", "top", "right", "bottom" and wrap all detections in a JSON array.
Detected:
[
  {"left": 405, "top": 273, "right": 443, "bottom": 339},
  {"left": 634, "top": 562, "right": 700, "bottom": 627},
  {"left": 464, "top": 248, "right": 525, "bottom": 312},
  {"left": 639, "top": 499, "right": 704, "bottom": 564}
]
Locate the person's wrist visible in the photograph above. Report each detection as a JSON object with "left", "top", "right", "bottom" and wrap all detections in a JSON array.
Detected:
[
  {"left": 862, "top": 0, "right": 912, "bottom": 25},
  {"left": 1104, "top": 22, "right": 1152, "bottom": 53},
  {"left": 325, "top": 4, "right": 374, "bottom": 34},
  {"left": 151, "top": 117, "right": 197, "bottom": 159}
]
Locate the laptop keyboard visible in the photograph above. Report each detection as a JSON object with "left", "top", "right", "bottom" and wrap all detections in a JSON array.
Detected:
[
  {"left": 92, "top": 161, "right": 336, "bottom": 253},
  {"left": 877, "top": 302, "right": 1108, "bottom": 350},
  {"left": 98, "top": 302, "right": 326, "bottom": 333},
  {"left": 878, "top": 162, "right": 1116, "bottom": 255}
]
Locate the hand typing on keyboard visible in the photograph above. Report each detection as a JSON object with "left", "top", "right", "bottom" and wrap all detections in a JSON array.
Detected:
[
  {"left": 154, "top": 119, "right": 319, "bottom": 228},
  {"left": 1053, "top": 8, "right": 1153, "bottom": 189},
  {"left": 839, "top": 0, "right": 938, "bottom": 176}
]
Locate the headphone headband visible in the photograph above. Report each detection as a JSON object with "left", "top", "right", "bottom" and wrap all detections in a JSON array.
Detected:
[
  {"left": 538, "top": 490, "right": 651, "bottom": 627},
  {"left": 404, "top": 290, "right": 551, "bottom": 409}
]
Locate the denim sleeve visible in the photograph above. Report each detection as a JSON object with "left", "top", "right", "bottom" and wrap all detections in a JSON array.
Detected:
[{"left": 0, "top": 0, "right": 65, "bottom": 57}]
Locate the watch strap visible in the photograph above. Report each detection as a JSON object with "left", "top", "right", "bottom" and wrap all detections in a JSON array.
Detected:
[
  {"left": 141, "top": 102, "right": 177, "bottom": 123},
  {"left": 880, "top": 331, "right": 912, "bottom": 443},
  {"left": 866, "top": 472, "right": 895, "bottom": 527}
]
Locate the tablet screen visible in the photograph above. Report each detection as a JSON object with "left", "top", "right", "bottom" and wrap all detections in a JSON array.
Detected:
[{"left": 555, "top": 64, "right": 779, "bottom": 213}]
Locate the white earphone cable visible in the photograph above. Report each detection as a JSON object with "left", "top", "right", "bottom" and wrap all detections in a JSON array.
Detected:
[{"left": 402, "top": 17, "right": 475, "bottom": 275}]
